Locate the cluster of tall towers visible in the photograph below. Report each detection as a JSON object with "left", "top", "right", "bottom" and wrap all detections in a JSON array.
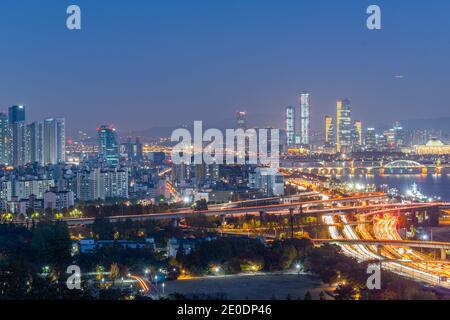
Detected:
[
  {"left": 285, "top": 91, "right": 311, "bottom": 147},
  {"left": 0, "top": 105, "right": 66, "bottom": 167},
  {"left": 284, "top": 95, "right": 362, "bottom": 152}
]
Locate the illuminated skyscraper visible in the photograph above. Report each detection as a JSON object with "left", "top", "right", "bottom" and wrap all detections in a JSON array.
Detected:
[
  {"left": 236, "top": 111, "right": 247, "bottom": 130},
  {"left": 285, "top": 106, "right": 295, "bottom": 147},
  {"left": 336, "top": 98, "right": 352, "bottom": 152},
  {"left": 298, "top": 91, "right": 310, "bottom": 145},
  {"left": 352, "top": 120, "right": 363, "bottom": 146},
  {"left": 0, "top": 113, "right": 10, "bottom": 165},
  {"left": 365, "top": 128, "right": 377, "bottom": 151},
  {"left": 9, "top": 105, "right": 26, "bottom": 167},
  {"left": 324, "top": 116, "right": 335, "bottom": 146},
  {"left": 42, "top": 118, "right": 66, "bottom": 165},
  {"left": 26, "top": 121, "right": 43, "bottom": 165},
  {"left": 98, "top": 125, "right": 119, "bottom": 166},
  {"left": 393, "top": 121, "right": 405, "bottom": 148}
]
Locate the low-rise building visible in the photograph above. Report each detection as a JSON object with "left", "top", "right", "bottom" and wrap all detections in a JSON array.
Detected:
[
  {"left": 166, "top": 236, "right": 216, "bottom": 257},
  {"left": 414, "top": 138, "right": 450, "bottom": 155},
  {"left": 77, "top": 237, "right": 156, "bottom": 254}
]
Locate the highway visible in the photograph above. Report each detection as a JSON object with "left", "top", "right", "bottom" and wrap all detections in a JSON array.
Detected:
[
  {"left": 322, "top": 214, "right": 448, "bottom": 287},
  {"left": 313, "top": 238, "right": 450, "bottom": 250},
  {"left": 62, "top": 201, "right": 442, "bottom": 226},
  {"left": 32, "top": 193, "right": 391, "bottom": 226}
]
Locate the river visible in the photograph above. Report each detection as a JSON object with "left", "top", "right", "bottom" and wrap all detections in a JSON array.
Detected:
[{"left": 344, "top": 174, "right": 450, "bottom": 201}]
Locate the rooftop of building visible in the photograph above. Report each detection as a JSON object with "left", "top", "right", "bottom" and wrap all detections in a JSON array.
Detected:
[{"left": 425, "top": 138, "right": 447, "bottom": 147}]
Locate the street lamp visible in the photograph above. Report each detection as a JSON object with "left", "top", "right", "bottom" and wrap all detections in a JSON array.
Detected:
[
  {"left": 162, "top": 282, "right": 165, "bottom": 295},
  {"left": 295, "top": 263, "right": 301, "bottom": 277}
]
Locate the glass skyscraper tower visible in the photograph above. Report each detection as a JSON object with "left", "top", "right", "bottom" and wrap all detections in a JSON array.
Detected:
[
  {"left": 9, "top": 105, "right": 26, "bottom": 167},
  {"left": 299, "top": 92, "right": 310, "bottom": 145},
  {"left": 98, "top": 125, "right": 119, "bottom": 166},
  {"left": 336, "top": 98, "right": 352, "bottom": 153},
  {"left": 285, "top": 106, "right": 295, "bottom": 147},
  {"left": 0, "top": 113, "right": 10, "bottom": 165}
]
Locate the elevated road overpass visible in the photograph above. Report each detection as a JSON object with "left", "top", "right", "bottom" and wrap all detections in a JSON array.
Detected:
[
  {"left": 39, "top": 199, "right": 450, "bottom": 226},
  {"left": 313, "top": 238, "right": 450, "bottom": 251},
  {"left": 21, "top": 193, "right": 388, "bottom": 226}
]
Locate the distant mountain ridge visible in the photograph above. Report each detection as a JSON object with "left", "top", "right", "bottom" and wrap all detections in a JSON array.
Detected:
[{"left": 394, "top": 117, "right": 450, "bottom": 131}]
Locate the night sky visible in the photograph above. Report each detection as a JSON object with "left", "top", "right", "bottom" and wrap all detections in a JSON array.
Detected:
[{"left": 1, "top": 0, "right": 450, "bottom": 136}]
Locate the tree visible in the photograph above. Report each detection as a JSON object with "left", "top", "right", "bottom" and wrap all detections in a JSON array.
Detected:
[
  {"left": 334, "top": 284, "right": 356, "bottom": 300},
  {"left": 193, "top": 199, "right": 208, "bottom": 211},
  {"left": 31, "top": 221, "right": 71, "bottom": 271},
  {"left": 92, "top": 218, "right": 114, "bottom": 240},
  {"left": 303, "top": 291, "right": 312, "bottom": 300},
  {"left": 185, "top": 213, "right": 219, "bottom": 228},
  {"left": 279, "top": 244, "right": 297, "bottom": 269},
  {"left": 176, "top": 243, "right": 186, "bottom": 265},
  {"left": 319, "top": 291, "right": 326, "bottom": 300}
]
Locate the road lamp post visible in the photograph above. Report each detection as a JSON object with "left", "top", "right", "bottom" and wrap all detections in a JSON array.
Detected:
[{"left": 295, "top": 263, "right": 301, "bottom": 277}]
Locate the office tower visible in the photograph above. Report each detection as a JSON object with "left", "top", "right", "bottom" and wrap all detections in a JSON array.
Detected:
[
  {"left": 0, "top": 113, "right": 10, "bottom": 165},
  {"left": 336, "top": 98, "right": 352, "bottom": 153},
  {"left": 133, "top": 137, "right": 143, "bottom": 162},
  {"left": 325, "top": 116, "right": 336, "bottom": 147},
  {"left": 122, "top": 137, "right": 143, "bottom": 162},
  {"left": 42, "top": 118, "right": 66, "bottom": 165},
  {"left": 9, "top": 105, "right": 26, "bottom": 167},
  {"left": 285, "top": 106, "right": 295, "bottom": 147},
  {"left": 56, "top": 118, "right": 66, "bottom": 163},
  {"left": 97, "top": 125, "right": 119, "bottom": 166},
  {"left": 352, "top": 120, "right": 363, "bottom": 146},
  {"left": 376, "top": 133, "right": 388, "bottom": 150},
  {"left": 384, "top": 129, "right": 397, "bottom": 149},
  {"left": 26, "top": 121, "right": 43, "bottom": 165},
  {"left": 365, "top": 128, "right": 377, "bottom": 151},
  {"left": 236, "top": 111, "right": 247, "bottom": 130},
  {"left": 324, "top": 116, "right": 335, "bottom": 146},
  {"left": 298, "top": 91, "right": 311, "bottom": 145}
]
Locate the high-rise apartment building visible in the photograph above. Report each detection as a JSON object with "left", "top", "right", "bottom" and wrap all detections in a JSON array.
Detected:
[
  {"left": 26, "top": 121, "right": 43, "bottom": 164},
  {"left": 0, "top": 113, "right": 10, "bottom": 165},
  {"left": 324, "top": 116, "right": 335, "bottom": 146},
  {"left": 9, "top": 105, "right": 26, "bottom": 167},
  {"left": 299, "top": 92, "right": 310, "bottom": 145},
  {"left": 285, "top": 106, "right": 295, "bottom": 147},
  {"left": 76, "top": 167, "right": 128, "bottom": 201},
  {"left": 42, "top": 118, "right": 66, "bottom": 165}
]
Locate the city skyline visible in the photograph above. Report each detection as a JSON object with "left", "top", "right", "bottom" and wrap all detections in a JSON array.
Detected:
[{"left": 3, "top": 0, "right": 450, "bottom": 305}]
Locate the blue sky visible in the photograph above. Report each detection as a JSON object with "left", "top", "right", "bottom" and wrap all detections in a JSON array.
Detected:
[{"left": 0, "top": 0, "right": 449, "bottom": 136}]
